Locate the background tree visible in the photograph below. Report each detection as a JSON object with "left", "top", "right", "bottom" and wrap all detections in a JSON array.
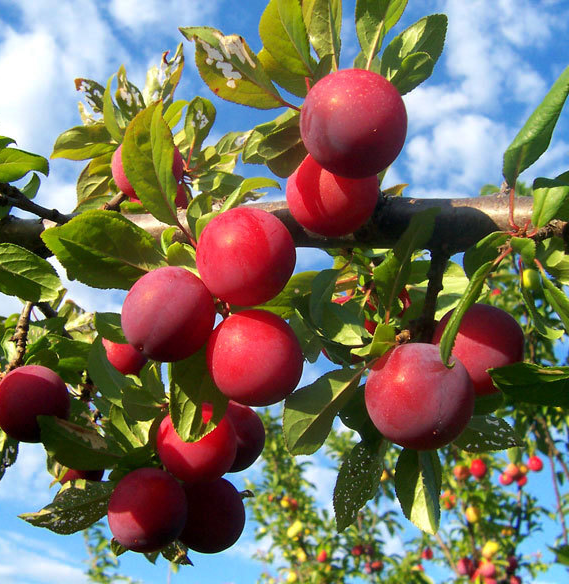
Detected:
[{"left": 1, "top": 1, "right": 569, "bottom": 583}]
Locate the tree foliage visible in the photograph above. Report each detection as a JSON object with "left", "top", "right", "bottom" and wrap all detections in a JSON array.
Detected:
[{"left": 1, "top": 1, "right": 569, "bottom": 582}]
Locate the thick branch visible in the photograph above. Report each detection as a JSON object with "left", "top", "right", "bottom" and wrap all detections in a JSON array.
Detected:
[
  {"left": 0, "top": 193, "right": 551, "bottom": 256},
  {"left": 0, "top": 182, "right": 73, "bottom": 225}
]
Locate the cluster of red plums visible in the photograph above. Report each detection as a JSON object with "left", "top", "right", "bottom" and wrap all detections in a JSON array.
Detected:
[
  {"left": 287, "top": 68, "right": 408, "bottom": 237},
  {"left": 107, "top": 200, "right": 306, "bottom": 552},
  {"left": 0, "top": 67, "right": 528, "bottom": 562},
  {"left": 365, "top": 303, "right": 525, "bottom": 450}
]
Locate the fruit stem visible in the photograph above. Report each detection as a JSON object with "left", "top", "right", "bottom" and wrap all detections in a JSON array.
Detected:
[{"left": 3, "top": 301, "right": 34, "bottom": 376}]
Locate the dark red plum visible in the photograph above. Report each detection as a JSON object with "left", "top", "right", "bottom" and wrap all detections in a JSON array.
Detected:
[
  {"left": 60, "top": 468, "right": 105, "bottom": 484},
  {"left": 196, "top": 207, "right": 296, "bottom": 307},
  {"left": 156, "top": 413, "right": 237, "bottom": 484},
  {"left": 432, "top": 303, "right": 525, "bottom": 396},
  {"left": 102, "top": 338, "right": 147, "bottom": 375},
  {"left": 107, "top": 467, "right": 187, "bottom": 553},
  {"left": 0, "top": 365, "right": 70, "bottom": 443},
  {"left": 206, "top": 309, "right": 304, "bottom": 407},
  {"left": 121, "top": 266, "right": 215, "bottom": 362},
  {"left": 286, "top": 154, "right": 379, "bottom": 236},
  {"left": 225, "top": 401, "right": 266, "bottom": 472},
  {"left": 180, "top": 477, "right": 245, "bottom": 554},
  {"left": 300, "top": 69, "right": 407, "bottom": 178},
  {"left": 364, "top": 343, "right": 475, "bottom": 450}
]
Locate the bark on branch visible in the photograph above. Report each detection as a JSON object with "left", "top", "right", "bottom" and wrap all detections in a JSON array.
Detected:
[{"left": 0, "top": 193, "right": 563, "bottom": 257}]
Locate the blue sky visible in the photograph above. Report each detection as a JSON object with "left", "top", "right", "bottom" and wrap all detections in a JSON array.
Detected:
[{"left": 1, "top": 1, "right": 569, "bottom": 583}]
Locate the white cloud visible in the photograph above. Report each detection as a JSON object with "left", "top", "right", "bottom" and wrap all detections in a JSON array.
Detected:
[
  {"left": 109, "top": 0, "right": 219, "bottom": 34},
  {"left": 0, "top": 443, "right": 53, "bottom": 507},
  {"left": 0, "top": 531, "right": 88, "bottom": 584},
  {"left": 405, "top": 114, "right": 509, "bottom": 192}
]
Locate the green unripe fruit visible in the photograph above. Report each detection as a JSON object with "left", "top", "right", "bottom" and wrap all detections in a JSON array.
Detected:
[{"left": 522, "top": 268, "right": 540, "bottom": 291}]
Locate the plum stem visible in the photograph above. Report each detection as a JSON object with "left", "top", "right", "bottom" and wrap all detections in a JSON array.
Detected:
[{"left": 3, "top": 301, "right": 34, "bottom": 376}]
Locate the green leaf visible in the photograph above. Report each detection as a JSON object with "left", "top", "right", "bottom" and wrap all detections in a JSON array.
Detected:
[
  {"left": 302, "top": 0, "right": 342, "bottom": 67},
  {"left": 258, "top": 271, "right": 319, "bottom": 318},
  {"left": 0, "top": 430, "right": 18, "bottom": 481},
  {"left": 166, "top": 242, "right": 197, "bottom": 269},
  {"left": 87, "top": 338, "right": 131, "bottom": 406},
  {"left": 537, "top": 237, "right": 569, "bottom": 285},
  {"left": 48, "top": 336, "right": 91, "bottom": 385},
  {"left": 0, "top": 243, "right": 63, "bottom": 302},
  {"left": 532, "top": 177, "right": 569, "bottom": 227},
  {"left": 75, "top": 78, "right": 106, "bottom": 114},
  {"left": 333, "top": 438, "right": 387, "bottom": 531},
  {"left": 338, "top": 385, "right": 380, "bottom": 441},
  {"left": 143, "top": 43, "right": 185, "bottom": 108},
  {"left": 520, "top": 283, "right": 563, "bottom": 340},
  {"left": 0, "top": 136, "right": 16, "bottom": 149},
  {"left": 20, "top": 172, "right": 42, "bottom": 200},
  {"left": 380, "top": 14, "right": 447, "bottom": 94},
  {"left": 94, "top": 312, "right": 126, "bottom": 344},
  {"left": 51, "top": 124, "right": 115, "bottom": 160},
  {"left": 491, "top": 363, "right": 569, "bottom": 407},
  {"left": 463, "top": 232, "right": 509, "bottom": 279},
  {"left": 355, "top": 0, "right": 407, "bottom": 64},
  {"left": 259, "top": 0, "right": 316, "bottom": 81},
  {"left": 310, "top": 269, "right": 340, "bottom": 324},
  {"left": 543, "top": 277, "right": 569, "bottom": 331},
  {"left": 180, "top": 26, "right": 286, "bottom": 109},
  {"left": 115, "top": 65, "right": 145, "bottom": 121},
  {"left": 102, "top": 75, "right": 125, "bottom": 144},
  {"left": 373, "top": 207, "right": 439, "bottom": 315},
  {"left": 283, "top": 367, "right": 362, "bottom": 455},
  {"left": 41, "top": 209, "right": 166, "bottom": 290},
  {"left": 122, "top": 102, "right": 181, "bottom": 225},
  {"left": 395, "top": 449, "right": 441, "bottom": 535},
  {"left": 106, "top": 406, "right": 149, "bottom": 451},
  {"left": 75, "top": 156, "right": 113, "bottom": 211},
  {"left": 122, "top": 385, "right": 164, "bottom": 421},
  {"left": 550, "top": 544, "right": 569, "bottom": 567},
  {"left": 258, "top": 48, "right": 309, "bottom": 97},
  {"left": 438, "top": 261, "right": 494, "bottom": 365},
  {"left": 186, "top": 193, "right": 212, "bottom": 238},
  {"left": 184, "top": 96, "right": 216, "bottom": 164},
  {"left": 243, "top": 109, "right": 300, "bottom": 163},
  {"left": 0, "top": 146, "right": 49, "bottom": 182},
  {"left": 387, "top": 52, "right": 434, "bottom": 96},
  {"left": 503, "top": 65, "right": 569, "bottom": 186},
  {"left": 510, "top": 236, "right": 536, "bottom": 265},
  {"left": 139, "top": 363, "right": 167, "bottom": 403},
  {"left": 453, "top": 415, "right": 524, "bottom": 452},
  {"left": 169, "top": 347, "right": 228, "bottom": 442},
  {"left": 39, "top": 415, "right": 123, "bottom": 470},
  {"left": 161, "top": 541, "right": 193, "bottom": 566},
  {"left": 20, "top": 480, "right": 115, "bottom": 535}
]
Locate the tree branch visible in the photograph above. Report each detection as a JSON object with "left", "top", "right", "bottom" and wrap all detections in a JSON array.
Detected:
[
  {"left": 0, "top": 182, "right": 73, "bottom": 225},
  {"left": 0, "top": 193, "right": 550, "bottom": 258}
]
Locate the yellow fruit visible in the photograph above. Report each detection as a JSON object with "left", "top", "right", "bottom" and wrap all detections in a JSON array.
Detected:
[
  {"left": 287, "top": 519, "right": 303, "bottom": 539},
  {"left": 465, "top": 506, "right": 481, "bottom": 523},
  {"left": 482, "top": 540, "right": 500, "bottom": 559},
  {"left": 519, "top": 463, "right": 529, "bottom": 475},
  {"left": 286, "top": 571, "right": 298, "bottom": 583},
  {"left": 522, "top": 268, "right": 540, "bottom": 291},
  {"left": 281, "top": 497, "right": 290, "bottom": 509},
  {"left": 296, "top": 549, "right": 307, "bottom": 563}
]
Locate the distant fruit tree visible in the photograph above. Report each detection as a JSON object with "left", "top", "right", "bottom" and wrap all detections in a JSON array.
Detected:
[{"left": 1, "top": 1, "right": 569, "bottom": 583}]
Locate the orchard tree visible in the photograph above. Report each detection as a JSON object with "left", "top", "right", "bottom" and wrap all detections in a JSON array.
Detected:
[{"left": 1, "top": 1, "right": 569, "bottom": 583}]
